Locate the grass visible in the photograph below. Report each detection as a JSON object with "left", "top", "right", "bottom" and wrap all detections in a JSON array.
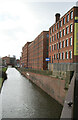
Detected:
[
  {"left": 0, "top": 67, "right": 7, "bottom": 90},
  {"left": 0, "top": 78, "right": 3, "bottom": 89},
  {"left": 2, "top": 67, "right": 7, "bottom": 72},
  {"left": 17, "top": 67, "right": 52, "bottom": 76}
]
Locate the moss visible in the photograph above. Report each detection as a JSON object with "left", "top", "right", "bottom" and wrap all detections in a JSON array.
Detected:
[{"left": 0, "top": 78, "right": 3, "bottom": 89}]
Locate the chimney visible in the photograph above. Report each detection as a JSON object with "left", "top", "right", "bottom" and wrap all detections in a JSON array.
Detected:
[{"left": 55, "top": 13, "right": 60, "bottom": 22}]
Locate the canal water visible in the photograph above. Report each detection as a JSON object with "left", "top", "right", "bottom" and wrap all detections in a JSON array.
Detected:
[{"left": 1, "top": 68, "right": 62, "bottom": 118}]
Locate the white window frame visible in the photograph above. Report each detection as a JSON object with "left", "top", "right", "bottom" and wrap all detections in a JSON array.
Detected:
[
  {"left": 57, "top": 22, "right": 59, "bottom": 29},
  {"left": 55, "top": 34, "right": 56, "bottom": 40},
  {"left": 57, "top": 32, "right": 59, "bottom": 39},
  {"left": 70, "top": 37, "right": 72, "bottom": 46},
  {"left": 63, "top": 29, "right": 65, "bottom": 36},
  {"left": 50, "top": 45, "right": 51, "bottom": 52},
  {"left": 66, "top": 51, "right": 68, "bottom": 59},
  {"left": 53, "top": 26, "right": 54, "bottom": 32},
  {"left": 60, "top": 20, "right": 62, "bottom": 27},
  {"left": 57, "top": 42, "right": 59, "bottom": 49},
  {"left": 70, "top": 24, "right": 73, "bottom": 33},
  {"left": 69, "top": 50, "right": 72, "bottom": 59},
  {"left": 62, "top": 52, "right": 65, "bottom": 59},
  {"left": 63, "top": 40, "right": 65, "bottom": 48},
  {"left": 52, "top": 35, "right": 54, "bottom": 41},
  {"left": 63, "top": 17, "right": 65, "bottom": 25},
  {"left": 70, "top": 11, "right": 73, "bottom": 20},
  {"left": 66, "top": 26, "right": 69, "bottom": 34},
  {"left": 66, "top": 39, "right": 68, "bottom": 47},
  {"left": 50, "top": 37, "right": 51, "bottom": 43},
  {"left": 60, "top": 30, "right": 62, "bottom": 38},
  {"left": 67, "top": 14, "right": 69, "bottom": 22}
]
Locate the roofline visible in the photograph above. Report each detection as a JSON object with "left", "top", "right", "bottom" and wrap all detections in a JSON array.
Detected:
[{"left": 49, "top": 6, "right": 78, "bottom": 29}]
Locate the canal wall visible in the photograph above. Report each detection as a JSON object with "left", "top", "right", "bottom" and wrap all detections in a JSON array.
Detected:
[{"left": 20, "top": 71, "right": 66, "bottom": 105}]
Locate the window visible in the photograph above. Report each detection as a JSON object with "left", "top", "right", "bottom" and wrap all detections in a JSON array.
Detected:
[
  {"left": 52, "top": 36, "right": 54, "bottom": 41},
  {"left": 55, "top": 24, "right": 56, "bottom": 31},
  {"left": 49, "top": 56, "right": 51, "bottom": 62},
  {"left": 60, "top": 30, "right": 62, "bottom": 38},
  {"left": 70, "top": 24, "right": 73, "bottom": 33},
  {"left": 54, "top": 54, "right": 56, "bottom": 60},
  {"left": 52, "top": 56, "right": 53, "bottom": 63},
  {"left": 62, "top": 52, "right": 65, "bottom": 59},
  {"left": 70, "top": 37, "right": 72, "bottom": 46},
  {"left": 50, "top": 37, "right": 51, "bottom": 43},
  {"left": 50, "top": 46, "right": 51, "bottom": 52},
  {"left": 57, "top": 43, "right": 59, "bottom": 49},
  {"left": 59, "top": 42, "right": 62, "bottom": 49},
  {"left": 57, "top": 22, "right": 59, "bottom": 29},
  {"left": 66, "top": 26, "right": 69, "bottom": 34},
  {"left": 60, "top": 20, "right": 62, "bottom": 27},
  {"left": 66, "top": 39, "right": 68, "bottom": 47},
  {"left": 67, "top": 14, "right": 69, "bottom": 22},
  {"left": 52, "top": 45, "right": 54, "bottom": 51},
  {"left": 57, "top": 54, "right": 59, "bottom": 59},
  {"left": 70, "top": 11, "right": 73, "bottom": 20},
  {"left": 63, "top": 40, "right": 65, "bottom": 48},
  {"left": 53, "top": 26, "right": 54, "bottom": 32},
  {"left": 63, "top": 29, "right": 65, "bottom": 36},
  {"left": 47, "top": 34, "right": 49, "bottom": 38},
  {"left": 55, "top": 34, "right": 56, "bottom": 40},
  {"left": 59, "top": 53, "right": 61, "bottom": 59},
  {"left": 69, "top": 51, "right": 72, "bottom": 59},
  {"left": 66, "top": 51, "right": 68, "bottom": 59},
  {"left": 54, "top": 44, "right": 56, "bottom": 50},
  {"left": 57, "top": 32, "right": 59, "bottom": 39},
  {"left": 50, "top": 28, "right": 52, "bottom": 35},
  {"left": 63, "top": 17, "right": 65, "bottom": 25}
]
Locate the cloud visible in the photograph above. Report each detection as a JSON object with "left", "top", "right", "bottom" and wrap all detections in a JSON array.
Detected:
[
  {"left": 0, "top": 0, "right": 76, "bottom": 58},
  {"left": 0, "top": 0, "right": 41, "bottom": 58}
]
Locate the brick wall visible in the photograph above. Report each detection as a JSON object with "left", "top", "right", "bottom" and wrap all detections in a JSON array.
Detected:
[
  {"left": 21, "top": 71, "right": 66, "bottom": 105},
  {"left": 49, "top": 7, "right": 78, "bottom": 64},
  {"left": 28, "top": 31, "right": 49, "bottom": 70}
]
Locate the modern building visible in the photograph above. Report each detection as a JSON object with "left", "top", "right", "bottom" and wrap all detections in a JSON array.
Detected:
[
  {"left": 49, "top": 6, "right": 78, "bottom": 64},
  {"left": 21, "top": 42, "right": 31, "bottom": 68},
  {"left": 28, "top": 31, "right": 49, "bottom": 70}
]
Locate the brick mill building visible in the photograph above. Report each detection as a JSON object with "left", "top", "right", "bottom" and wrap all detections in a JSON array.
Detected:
[
  {"left": 21, "top": 42, "right": 31, "bottom": 68},
  {"left": 49, "top": 6, "right": 78, "bottom": 64},
  {"left": 21, "top": 31, "right": 49, "bottom": 70},
  {"left": 28, "top": 31, "right": 49, "bottom": 70},
  {"left": 21, "top": 6, "right": 78, "bottom": 71}
]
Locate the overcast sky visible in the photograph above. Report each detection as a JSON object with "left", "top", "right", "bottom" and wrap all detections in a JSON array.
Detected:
[{"left": 0, "top": 0, "right": 77, "bottom": 59}]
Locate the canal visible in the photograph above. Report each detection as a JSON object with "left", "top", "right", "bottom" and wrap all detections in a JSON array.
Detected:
[{"left": 1, "top": 68, "right": 62, "bottom": 118}]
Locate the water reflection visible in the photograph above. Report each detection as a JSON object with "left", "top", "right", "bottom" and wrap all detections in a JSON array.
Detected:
[{"left": 2, "top": 68, "right": 62, "bottom": 118}]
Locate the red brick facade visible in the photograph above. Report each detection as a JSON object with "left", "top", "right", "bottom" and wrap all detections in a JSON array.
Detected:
[
  {"left": 28, "top": 31, "right": 49, "bottom": 70},
  {"left": 49, "top": 7, "right": 78, "bottom": 64},
  {"left": 21, "top": 42, "right": 31, "bottom": 68},
  {"left": 2, "top": 56, "right": 10, "bottom": 65}
]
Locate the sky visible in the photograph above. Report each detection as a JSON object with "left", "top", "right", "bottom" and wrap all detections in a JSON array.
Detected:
[{"left": 0, "top": 0, "right": 77, "bottom": 59}]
